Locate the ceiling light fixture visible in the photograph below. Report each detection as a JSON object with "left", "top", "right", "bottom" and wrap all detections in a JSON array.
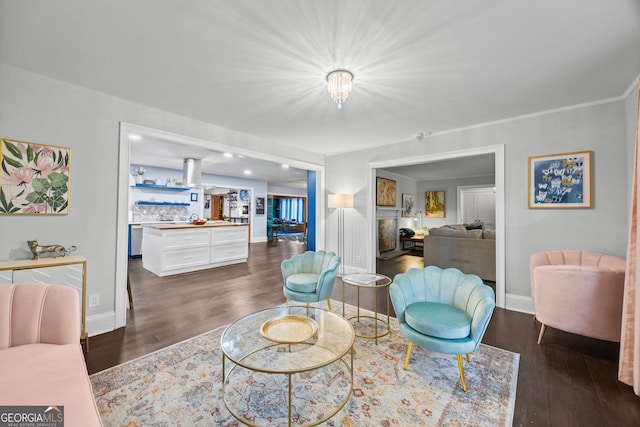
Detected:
[
  {"left": 128, "top": 134, "right": 142, "bottom": 141},
  {"left": 326, "top": 69, "right": 353, "bottom": 109},
  {"left": 281, "top": 164, "right": 289, "bottom": 169},
  {"left": 223, "top": 153, "right": 233, "bottom": 158},
  {"left": 243, "top": 170, "right": 251, "bottom": 175}
]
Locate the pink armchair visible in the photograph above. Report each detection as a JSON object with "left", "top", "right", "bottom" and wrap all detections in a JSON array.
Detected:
[
  {"left": 0, "top": 283, "right": 101, "bottom": 426},
  {"left": 530, "top": 250, "right": 626, "bottom": 344}
]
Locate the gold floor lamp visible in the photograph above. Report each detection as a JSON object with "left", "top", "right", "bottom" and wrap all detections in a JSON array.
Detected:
[{"left": 328, "top": 193, "right": 354, "bottom": 276}]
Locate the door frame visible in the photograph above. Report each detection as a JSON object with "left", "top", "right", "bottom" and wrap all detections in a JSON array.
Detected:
[{"left": 115, "top": 122, "right": 326, "bottom": 329}]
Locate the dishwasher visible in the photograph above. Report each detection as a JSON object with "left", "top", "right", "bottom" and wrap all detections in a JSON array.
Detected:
[{"left": 129, "top": 224, "right": 143, "bottom": 258}]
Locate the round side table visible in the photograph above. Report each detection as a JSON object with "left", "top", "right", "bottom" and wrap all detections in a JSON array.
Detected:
[{"left": 341, "top": 273, "right": 392, "bottom": 344}]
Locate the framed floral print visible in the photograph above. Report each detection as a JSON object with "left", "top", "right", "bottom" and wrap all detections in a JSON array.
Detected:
[{"left": 0, "top": 139, "right": 71, "bottom": 214}]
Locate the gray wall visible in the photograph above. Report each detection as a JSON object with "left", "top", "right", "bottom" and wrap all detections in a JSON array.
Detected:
[
  {"left": 326, "top": 99, "right": 630, "bottom": 307},
  {"left": 417, "top": 175, "right": 495, "bottom": 229},
  {"left": 0, "top": 64, "right": 322, "bottom": 335}
]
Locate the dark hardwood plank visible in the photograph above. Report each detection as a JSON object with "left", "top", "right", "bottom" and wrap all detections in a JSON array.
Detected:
[{"left": 84, "top": 246, "right": 640, "bottom": 425}]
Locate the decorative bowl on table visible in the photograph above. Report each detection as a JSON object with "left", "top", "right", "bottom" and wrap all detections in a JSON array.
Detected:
[
  {"left": 260, "top": 314, "right": 318, "bottom": 344},
  {"left": 191, "top": 219, "right": 208, "bottom": 225}
]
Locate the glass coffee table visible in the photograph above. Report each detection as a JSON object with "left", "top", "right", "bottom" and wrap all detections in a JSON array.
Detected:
[
  {"left": 341, "top": 273, "right": 392, "bottom": 344},
  {"left": 220, "top": 306, "right": 355, "bottom": 427}
]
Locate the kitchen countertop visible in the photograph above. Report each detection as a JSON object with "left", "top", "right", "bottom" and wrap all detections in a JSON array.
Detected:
[{"left": 142, "top": 221, "right": 247, "bottom": 230}]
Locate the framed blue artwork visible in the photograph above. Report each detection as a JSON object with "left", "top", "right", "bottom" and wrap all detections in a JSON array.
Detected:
[{"left": 528, "top": 150, "right": 592, "bottom": 208}]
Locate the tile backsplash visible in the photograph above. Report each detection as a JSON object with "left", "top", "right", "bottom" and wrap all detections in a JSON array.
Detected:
[{"left": 131, "top": 205, "right": 189, "bottom": 222}]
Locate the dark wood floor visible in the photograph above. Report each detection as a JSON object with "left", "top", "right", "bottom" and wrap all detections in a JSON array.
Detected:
[{"left": 85, "top": 242, "right": 640, "bottom": 426}]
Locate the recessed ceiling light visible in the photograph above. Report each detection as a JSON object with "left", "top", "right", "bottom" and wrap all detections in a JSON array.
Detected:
[
  {"left": 282, "top": 164, "right": 290, "bottom": 169},
  {"left": 129, "top": 134, "right": 142, "bottom": 141},
  {"left": 244, "top": 170, "right": 252, "bottom": 175},
  {"left": 237, "top": 154, "right": 245, "bottom": 159},
  {"left": 223, "top": 153, "right": 233, "bottom": 158}
]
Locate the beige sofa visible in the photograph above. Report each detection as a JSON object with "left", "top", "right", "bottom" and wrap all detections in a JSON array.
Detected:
[
  {"left": 423, "top": 225, "right": 496, "bottom": 281},
  {"left": 0, "top": 283, "right": 102, "bottom": 426}
]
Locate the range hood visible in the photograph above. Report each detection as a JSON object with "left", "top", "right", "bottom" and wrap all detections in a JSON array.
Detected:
[{"left": 183, "top": 158, "right": 202, "bottom": 187}]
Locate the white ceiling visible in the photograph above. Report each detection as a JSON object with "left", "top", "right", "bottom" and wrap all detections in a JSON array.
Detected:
[
  {"left": 1, "top": 0, "right": 638, "bottom": 182},
  {"left": 129, "top": 134, "right": 309, "bottom": 189}
]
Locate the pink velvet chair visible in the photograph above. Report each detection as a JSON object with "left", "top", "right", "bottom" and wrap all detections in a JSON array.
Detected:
[
  {"left": 530, "top": 250, "right": 626, "bottom": 344},
  {"left": 0, "top": 283, "right": 102, "bottom": 426}
]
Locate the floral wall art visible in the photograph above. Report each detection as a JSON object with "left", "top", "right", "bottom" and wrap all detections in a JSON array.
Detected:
[{"left": 0, "top": 139, "right": 71, "bottom": 214}]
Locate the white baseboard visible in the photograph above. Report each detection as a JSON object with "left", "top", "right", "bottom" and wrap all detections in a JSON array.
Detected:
[
  {"left": 86, "top": 311, "right": 116, "bottom": 337},
  {"left": 250, "top": 237, "right": 268, "bottom": 243},
  {"left": 505, "top": 294, "right": 534, "bottom": 314}
]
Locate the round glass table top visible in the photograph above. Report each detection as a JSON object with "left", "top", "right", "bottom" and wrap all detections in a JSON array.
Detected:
[
  {"left": 220, "top": 306, "right": 355, "bottom": 374},
  {"left": 341, "top": 273, "right": 392, "bottom": 288}
]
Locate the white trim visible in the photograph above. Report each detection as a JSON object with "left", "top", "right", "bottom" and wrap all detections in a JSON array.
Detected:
[
  {"left": 116, "top": 123, "right": 327, "bottom": 332},
  {"left": 505, "top": 294, "right": 535, "bottom": 315},
  {"left": 86, "top": 311, "right": 116, "bottom": 337},
  {"left": 429, "top": 97, "right": 623, "bottom": 139},
  {"left": 368, "top": 145, "right": 507, "bottom": 308},
  {"left": 623, "top": 77, "right": 639, "bottom": 100},
  {"left": 251, "top": 237, "right": 268, "bottom": 243},
  {"left": 325, "top": 78, "right": 639, "bottom": 158}
]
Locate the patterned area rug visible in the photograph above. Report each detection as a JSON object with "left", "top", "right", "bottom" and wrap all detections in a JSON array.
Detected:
[{"left": 91, "top": 302, "right": 519, "bottom": 426}]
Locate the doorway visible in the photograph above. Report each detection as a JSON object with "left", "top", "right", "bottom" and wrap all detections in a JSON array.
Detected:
[
  {"left": 115, "top": 123, "right": 326, "bottom": 330},
  {"left": 368, "top": 145, "right": 506, "bottom": 308}
]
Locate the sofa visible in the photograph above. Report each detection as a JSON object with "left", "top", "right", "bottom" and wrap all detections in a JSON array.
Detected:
[
  {"left": 423, "top": 225, "right": 496, "bottom": 281},
  {"left": 0, "top": 283, "right": 102, "bottom": 426}
]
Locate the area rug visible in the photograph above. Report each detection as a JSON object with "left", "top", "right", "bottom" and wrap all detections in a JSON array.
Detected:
[{"left": 91, "top": 302, "right": 519, "bottom": 426}]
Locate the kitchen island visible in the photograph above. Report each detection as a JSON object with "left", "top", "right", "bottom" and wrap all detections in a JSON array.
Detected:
[{"left": 142, "top": 221, "right": 249, "bottom": 277}]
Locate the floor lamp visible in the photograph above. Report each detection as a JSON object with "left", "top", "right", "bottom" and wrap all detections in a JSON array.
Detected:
[{"left": 328, "top": 193, "right": 354, "bottom": 276}]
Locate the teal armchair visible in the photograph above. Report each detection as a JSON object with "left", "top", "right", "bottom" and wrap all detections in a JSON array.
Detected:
[
  {"left": 390, "top": 266, "right": 495, "bottom": 392},
  {"left": 282, "top": 250, "right": 340, "bottom": 310}
]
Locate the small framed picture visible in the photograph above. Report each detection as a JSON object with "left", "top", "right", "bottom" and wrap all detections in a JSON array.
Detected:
[
  {"left": 402, "top": 194, "right": 415, "bottom": 217},
  {"left": 376, "top": 177, "right": 396, "bottom": 207},
  {"left": 191, "top": 193, "right": 198, "bottom": 202},
  {"left": 528, "top": 150, "right": 592, "bottom": 208},
  {"left": 255, "top": 197, "right": 265, "bottom": 215},
  {"left": 425, "top": 191, "right": 445, "bottom": 217}
]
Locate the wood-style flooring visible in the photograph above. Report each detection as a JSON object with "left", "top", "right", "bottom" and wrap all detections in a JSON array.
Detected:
[{"left": 85, "top": 242, "right": 640, "bottom": 426}]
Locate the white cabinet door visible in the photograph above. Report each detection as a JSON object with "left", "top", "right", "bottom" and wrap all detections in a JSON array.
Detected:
[
  {"left": 475, "top": 191, "right": 496, "bottom": 227},
  {"left": 459, "top": 187, "right": 496, "bottom": 229}
]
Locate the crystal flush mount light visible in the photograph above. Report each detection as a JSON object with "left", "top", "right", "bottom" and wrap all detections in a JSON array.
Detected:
[{"left": 326, "top": 69, "right": 353, "bottom": 109}]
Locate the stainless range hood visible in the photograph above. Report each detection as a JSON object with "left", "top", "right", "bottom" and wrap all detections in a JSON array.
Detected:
[{"left": 183, "top": 158, "right": 202, "bottom": 187}]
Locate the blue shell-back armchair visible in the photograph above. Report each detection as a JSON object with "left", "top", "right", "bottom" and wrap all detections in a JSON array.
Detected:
[
  {"left": 282, "top": 250, "right": 340, "bottom": 310},
  {"left": 390, "top": 266, "right": 495, "bottom": 392}
]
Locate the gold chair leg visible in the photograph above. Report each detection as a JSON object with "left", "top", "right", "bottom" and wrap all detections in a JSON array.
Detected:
[
  {"left": 326, "top": 299, "right": 332, "bottom": 311},
  {"left": 537, "top": 323, "right": 546, "bottom": 344},
  {"left": 457, "top": 354, "right": 467, "bottom": 393},
  {"left": 285, "top": 298, "right": 289, "bottom": 305},
  {"left": 466, "top": 353, "right": 470, "bottom": 363},
  {"left": 403, "top": 342, "right": 413, "bottom": 370}
]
